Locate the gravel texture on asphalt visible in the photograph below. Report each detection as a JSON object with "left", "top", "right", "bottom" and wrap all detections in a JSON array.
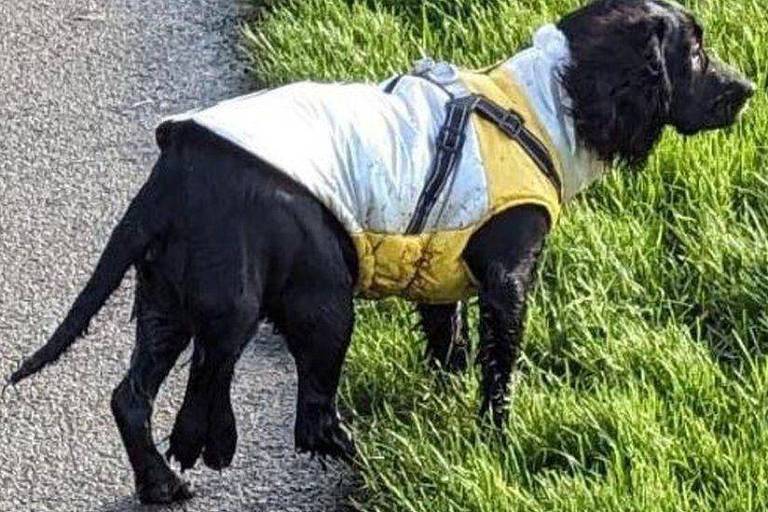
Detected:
[{"left": 0, "top": 1, "right": 351, "bottom": 510}]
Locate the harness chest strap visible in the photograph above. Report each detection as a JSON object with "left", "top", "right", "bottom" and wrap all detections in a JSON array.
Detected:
[
  {"left": 405, "top": 89, "right": 562, "bottom": 235},
  {"left": 405, "top": 94, "right": 479, "bottom": 234}
]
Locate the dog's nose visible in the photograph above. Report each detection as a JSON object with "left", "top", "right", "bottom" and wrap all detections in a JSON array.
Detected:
[
  {"left": 731, "top": 78, "right": 756, "bottom": 102},
  {"left": 744, "top": 80, "right": 757, "bottom": 98}
]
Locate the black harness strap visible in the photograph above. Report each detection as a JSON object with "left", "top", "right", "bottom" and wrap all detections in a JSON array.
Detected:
[
  {"left": 405, "top": 93, "right": 562, "bottom": 235},
  {"left": 405, "top": 95, "right": 479, "bottom": 235},
  {"left": 383, "top": 75, "right": 404, "bottom": 94},
  {"left": 473, "top": 97, "right": 562, "bottom": 202},
  {"left": 384, "top": 72, "right": 455, "bottom": 98}
]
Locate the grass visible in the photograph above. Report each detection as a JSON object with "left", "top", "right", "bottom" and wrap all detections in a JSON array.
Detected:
[{"left": 243, "top": 1, "right": 768, "bottom": 510}]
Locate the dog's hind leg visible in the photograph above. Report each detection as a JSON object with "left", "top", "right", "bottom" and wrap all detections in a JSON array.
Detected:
[
  {"left": 165, "top": 342, "right": 208, "bottom": 471},
  {"left": 417, "top": 302, "right": 470, "bottom": 373},
  {"left": 167, "top": 313, "right": 256, "bottom": 471},
  {"left": 110, "top": 271, "right": 192, "bottom": 504},
  {"left": 201, "top": 321, "right": 255, "bottom": 471},
  {"left": 201, "top": 346, "right": 246, "bottom": 471},
  {"left": 276, "top": 283, "right": 356, "bottom": 461}
]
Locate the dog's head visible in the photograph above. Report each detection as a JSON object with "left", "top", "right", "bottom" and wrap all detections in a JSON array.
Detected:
[{"left": 557, "top": 0, "right": 755, "bottom": 165}]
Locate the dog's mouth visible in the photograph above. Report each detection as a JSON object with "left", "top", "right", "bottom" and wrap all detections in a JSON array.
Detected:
[{"left": 677, "top": 86, "right": 755, "bottom": 135}]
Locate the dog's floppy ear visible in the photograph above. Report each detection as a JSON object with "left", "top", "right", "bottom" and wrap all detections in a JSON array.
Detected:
[
  {"left": 559, "top": 8, "right": 675, "bottom": 165},
  {"left": 645, "top": 16, "right": 674, "bottom": 112}
]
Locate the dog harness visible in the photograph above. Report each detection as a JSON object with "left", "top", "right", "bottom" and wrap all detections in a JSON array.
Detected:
[{"left": 164, "top": 25, "right": 603, "bottom": 303}]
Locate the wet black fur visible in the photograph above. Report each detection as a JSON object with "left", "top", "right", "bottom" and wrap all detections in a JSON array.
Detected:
[{"left": 8, "top": 0, "right": 753, "bottom": 505}]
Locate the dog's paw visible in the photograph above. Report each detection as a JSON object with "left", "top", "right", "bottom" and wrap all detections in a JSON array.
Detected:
[
  {"left": 445, "top": 343, "right": 470, "bottom": 373},
  {"left": 429, "top": 345, "right": 470, "bottom": 374},
  {"left": 322, "top": 422, "right": 356, "bottom": 462},
  {"left": 295, "top": 408, "right": 355, "bottom": 462},
  {"left": 166, "top": 405, "right": 208, "bottom": 471},
  {"left": 478, "top": 394, "right": 508, "bottom": 433},
  {"left": 136, "top": 464, "right": 193, "bottom": 505},
  {"left": 202, "top": 404, "right": 238, "bottom": 470}
]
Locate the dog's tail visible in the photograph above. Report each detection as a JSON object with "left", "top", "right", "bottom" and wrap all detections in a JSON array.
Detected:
[{"left": 9, "top": 125, "right": 181, "bottom": 385}]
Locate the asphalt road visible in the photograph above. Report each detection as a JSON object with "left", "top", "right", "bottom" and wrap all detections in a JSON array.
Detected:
[{"left": 0, "top": 1, "right": 351, "bottom": 510}]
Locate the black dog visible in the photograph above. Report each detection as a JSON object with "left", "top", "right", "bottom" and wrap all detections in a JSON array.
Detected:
[{"left": 9, "top": 0, "right": 754, "bottom": 504}]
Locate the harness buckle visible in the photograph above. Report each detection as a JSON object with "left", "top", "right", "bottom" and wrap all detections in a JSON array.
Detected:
[
  {"left": 499, "top": 110, "right": 523, "bottom": 137},
  {"left": 437, "top": 125, "right": 466, "bottom": 152}
]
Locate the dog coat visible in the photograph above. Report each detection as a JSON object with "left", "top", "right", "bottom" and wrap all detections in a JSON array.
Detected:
[{"left": 164, "top": 25, "right": 603, "bottom": 303}]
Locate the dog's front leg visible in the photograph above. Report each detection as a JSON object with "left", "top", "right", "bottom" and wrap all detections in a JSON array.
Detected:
[
  {"left": 463, "top": 205, "right": 549, "bottom": 428},
  {"left": 476, "top": 259, "right": 539, "bottom": 427},
  {"left": 417, "top": 302, "right": 470, "bottom": 373},
  {"left": 274, "top": 280, "right": 356, "bottom": 461}
]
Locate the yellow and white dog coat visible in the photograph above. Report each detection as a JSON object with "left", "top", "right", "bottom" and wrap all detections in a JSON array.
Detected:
[{"left": 165, "top": 24, "right": 604, "bottom": 303}]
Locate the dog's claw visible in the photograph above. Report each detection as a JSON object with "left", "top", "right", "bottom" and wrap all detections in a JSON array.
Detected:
[{"left": 166, "top": 445, "right": 197, "bottom": 472}]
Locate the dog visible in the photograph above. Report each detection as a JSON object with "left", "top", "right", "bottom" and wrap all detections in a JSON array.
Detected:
[{"left": 8, "top": 0, "right": 754, "bottom": 504}]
